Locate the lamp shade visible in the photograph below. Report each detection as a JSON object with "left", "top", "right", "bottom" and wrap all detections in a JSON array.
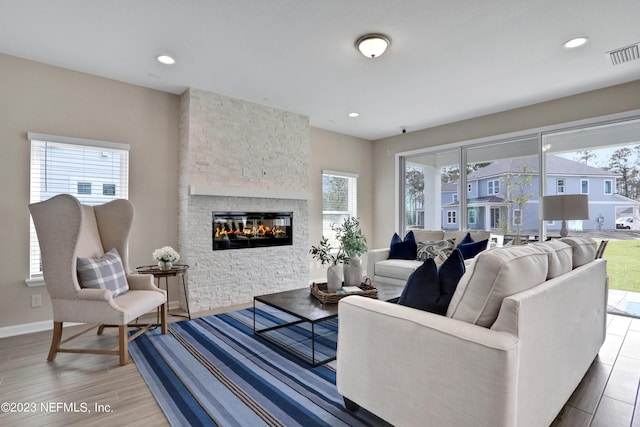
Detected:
[{"left": 542, "top": 194, "right": 589, "bottom": 220}]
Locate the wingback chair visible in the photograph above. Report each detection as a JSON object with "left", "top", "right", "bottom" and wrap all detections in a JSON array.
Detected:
[{"left": 29, "top": 194, "right": 167, "bottom": 365}]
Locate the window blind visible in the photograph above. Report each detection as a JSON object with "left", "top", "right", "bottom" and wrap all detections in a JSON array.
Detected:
[{"left": 322, "top": 170, "right": 358, "bottom": 248}]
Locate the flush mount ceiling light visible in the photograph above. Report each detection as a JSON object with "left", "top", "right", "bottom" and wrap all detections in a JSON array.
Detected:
[
  {"left": 563, "top": 37, "right": 589, "bottom": 49},
  {"left": 348, "top": 112, "right": 360, "bottom": 118},
  {"left": 356, "top": 34, "right": 391, "bottom": 58},
  {"left": 156, "top": 55, "right": 176, "bottom": 65}
]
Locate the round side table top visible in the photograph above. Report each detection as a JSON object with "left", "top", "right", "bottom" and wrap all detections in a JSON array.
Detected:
[{"left": 136, "top": 264, "right": 189, "bottom": 277}]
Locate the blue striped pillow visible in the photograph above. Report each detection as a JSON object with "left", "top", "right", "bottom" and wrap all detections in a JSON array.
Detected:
[{"left": 77, "top": 248, "right": 129, "bottom": 297}]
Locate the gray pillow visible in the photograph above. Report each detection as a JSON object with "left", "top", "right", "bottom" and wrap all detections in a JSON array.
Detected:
[
  {"left": 416, "top": 239, "right": 455, "bottom": 262},
  {"left": 77, "top": 248, "right": 129, "bottom": 297}
]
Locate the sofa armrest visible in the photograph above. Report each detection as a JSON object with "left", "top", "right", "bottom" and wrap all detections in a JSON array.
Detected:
[
  {"left": 337, "top": 296, "right": 519, "bottom": 427},
  {"left": 366, "top": 248, "right": 391, "bottom": 278}
]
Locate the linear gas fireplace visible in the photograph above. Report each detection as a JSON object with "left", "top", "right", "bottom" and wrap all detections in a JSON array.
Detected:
[{"left": 213, "top": 211, "right": 293, "bottom": 250}]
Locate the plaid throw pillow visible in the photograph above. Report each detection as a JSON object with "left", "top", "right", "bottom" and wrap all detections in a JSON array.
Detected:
[
  {"left": 77, "top": 248, "right": 129, "bottom": 297},
  {"left": 416, "top": 239, "right": 456, "bottom": 262}
]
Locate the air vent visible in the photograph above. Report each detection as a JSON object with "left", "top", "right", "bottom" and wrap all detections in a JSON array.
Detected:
[{"left": 607, "top": 43, "right": 640, "bottom": 65}]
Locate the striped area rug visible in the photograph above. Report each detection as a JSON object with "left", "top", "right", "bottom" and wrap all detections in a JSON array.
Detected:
[{"left": 129, "top": 306, "right": 388, "bottom": 427}]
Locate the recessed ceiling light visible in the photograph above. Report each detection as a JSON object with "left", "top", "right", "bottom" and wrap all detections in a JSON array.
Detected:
[
  {"left": 348, "top": 112, "right": 360, "bottom": 118},
  {"left": 156, "top": 55, "right": 176, "bottom": 65},
  {"left": 563, "top": 37, "right": 589, "bottom": 49}
]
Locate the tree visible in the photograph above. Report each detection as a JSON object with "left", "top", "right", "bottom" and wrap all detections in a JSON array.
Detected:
[
  {"left": 405, "top": 167, "right": 424, "bottom": 226},
  {"left": 609, "top": 148, "right": 637, "bottom": 198},
  {"left": 575, "top": 150, "right": 597, "bottom": 166},
  {"left": 499, "top": 166, "right": 533, "bottom": 236}
]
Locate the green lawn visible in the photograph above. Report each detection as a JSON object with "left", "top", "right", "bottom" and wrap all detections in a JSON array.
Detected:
[{"left": 601, "top": 240, "right": 640, "bottom": 293}]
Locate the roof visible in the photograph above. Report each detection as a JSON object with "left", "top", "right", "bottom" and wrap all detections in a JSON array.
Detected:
[{"left": 467, "top": 155, "right": 619, "bottom": 180}]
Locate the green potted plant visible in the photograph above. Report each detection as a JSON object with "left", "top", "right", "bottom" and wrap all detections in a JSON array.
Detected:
[
  {"left": 309, "top": 236, "right": 347, "bottom": 291},
  {"left": 332, "top": 217, "right": 368, "bottom": 286}
]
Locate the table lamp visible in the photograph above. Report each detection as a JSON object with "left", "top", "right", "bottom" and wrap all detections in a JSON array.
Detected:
[{"left": 542, "top": 194, "right": 589, "bottom": 237}]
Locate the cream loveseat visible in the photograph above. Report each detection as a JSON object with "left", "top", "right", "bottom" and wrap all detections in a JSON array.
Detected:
[
  {"left": 338, "top": 238, "right": 607, "bottom": 427},
  {"left": 367, "top": 230, "right": 491, "bottom": 286}
]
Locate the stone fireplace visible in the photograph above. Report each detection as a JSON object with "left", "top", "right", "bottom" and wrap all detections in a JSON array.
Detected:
[
  {"left": 178, "top": 88, "right": 311, "bottom": 312},
  {"left": 213, "top": 211, "right": 293, "bottom": 250}
]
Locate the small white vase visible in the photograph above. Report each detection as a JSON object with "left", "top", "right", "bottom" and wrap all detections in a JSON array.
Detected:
[
  {"left": 326, "top": 264, "right": 343, "bottom": 292},
  {"left": 343, "top": 255, "right": 363, "bottom": 287},
  {"left": 158, "top": 261, "right": 173, "bottom": 271}
]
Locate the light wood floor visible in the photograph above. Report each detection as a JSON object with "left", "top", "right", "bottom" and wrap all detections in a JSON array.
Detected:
[{"left": 1, "top": 310, "right": 638, "bottom": 426}]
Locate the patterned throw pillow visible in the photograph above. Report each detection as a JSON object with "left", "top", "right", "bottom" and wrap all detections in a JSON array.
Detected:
[
  {"left": 77, "top": 248, "right": 129, "bottom": 297},
  {"left": 416, "top": 239, "right": 456, "bottom": 262}
]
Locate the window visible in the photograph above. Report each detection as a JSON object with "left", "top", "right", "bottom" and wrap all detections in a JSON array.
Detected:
[
  {"left": 604, "top": 180, "right": 613, "bottom": 195},
  {"left": 467, "top": 183, "right": 472, "bottom": 192},
  {"left": 447, "top": 210, "right": 457, "bottom": 224},
  {"left": 468, "top": 208, "right": 477, "bottom": 225},
  {"left": 29, "top": 133, "right": 129, "bottom": 280},
  {"left": 103, "top": 183, "right": 116, "bottom": 196},
  {"left": 452, "top": 193, "right": 458, "bottom": 203},
  {"left": 581, "top": 179, "right": 589, "bottom": 194},
  {"left": 322, "top": 170, "right": 357, "bottom": 247},
  {"left": 556, "top": 178, "right": 565, "bottom": 194},
  {"left": 77, "top": 182, "right": 92, "bottom": 195},
  {"left": 487, "top": 180, "right": 500, "bottom": 195},
  {"left": 490, "top": 207, "right": 500, "bottom": 229},
  {"left": 513, "top": 209, "right": 522, "bottom": 226}
]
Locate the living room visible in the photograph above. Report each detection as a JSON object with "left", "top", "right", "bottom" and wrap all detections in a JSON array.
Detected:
[{"left": 1, "top": 2, "right": 640, "bottom": 426}]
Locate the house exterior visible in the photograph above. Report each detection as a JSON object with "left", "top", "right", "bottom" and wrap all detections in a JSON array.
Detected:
[{"left": 441, "top": 155, "right": 638, "bottom": 233}]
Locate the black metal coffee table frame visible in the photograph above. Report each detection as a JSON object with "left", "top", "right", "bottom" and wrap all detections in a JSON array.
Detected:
[{"left": 253, "top": 283, "right": 402, "bottom": 367}]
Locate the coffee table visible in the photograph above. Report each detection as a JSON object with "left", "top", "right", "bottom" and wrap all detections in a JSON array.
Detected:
[{"left": 253, "top": 282, "right": 402, "bottom": 366}]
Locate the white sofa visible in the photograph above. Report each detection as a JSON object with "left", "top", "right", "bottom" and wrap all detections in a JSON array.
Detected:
[
  {"left": 337, "top": 238, "right": 607, "bottom": 427},
  {"left": 367, "top": 230, "right": 491, "bottom": 286}
]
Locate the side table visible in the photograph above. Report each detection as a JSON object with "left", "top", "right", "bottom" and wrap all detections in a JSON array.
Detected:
[{"left": 136, "top": 264, "right": 191, "bottom": 320}]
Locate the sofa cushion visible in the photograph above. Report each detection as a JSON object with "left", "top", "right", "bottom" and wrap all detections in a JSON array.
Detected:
[
  {"left": 416, "top": 239, "right": 455, "bottom": 262},
  {"left": 389, "top": 231, "right": 417, "bottom": 260},
  {"left": 533, "top": 240, "right": 573, "bottom": 279},
  {"left": 77, "top": 247, "right": 129, "bottom": 297},
  {"left": 375, "top": 258, "right": 423, "bottom": 281},
  {"left": 560, "top": 237, "right": 597, "bottom": 267},
  {"left": 458, "top": 232, "right": 474, "bottom": 245},
  {"left": 398, "top": 249, "right": 466, "bottom": 315},
  {"left": 457, "top": 239, "right": 489, "bottom": 260},
  {"left": 446, "top": 245, "right": 549, "bottom": 327}
]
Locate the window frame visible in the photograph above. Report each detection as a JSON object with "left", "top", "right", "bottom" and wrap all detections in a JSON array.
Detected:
[
  {"left": 556, "top": 178, "right": 565, "bottom": 194},
  {"left": 321, "top": 170, "right": 358, "bottom": 248},
  {"left": 604, "top": 179, "right": 613, "bottom": 195},
  {"left": 581, "top": 179, "right": 589, "bottom": 194},
  {"left": 447, "top": 210, "right": 457, "bottom": 224},
  {"left": 27, "top": 133, "right": 130, "bottom": 285}
]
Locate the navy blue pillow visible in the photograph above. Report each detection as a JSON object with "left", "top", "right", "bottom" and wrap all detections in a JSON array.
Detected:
[
  {"left": 457, "top": 239, "right": 489, "bottom": 259},
  {"left": 389, "top": 231, "right": 417, "bottom": 260},
  {"left": 397, "top": 258, "right": 439, "bottom": 312},
  {"left": 458, "top": 232, "right": 474, "bottom": 245},
  {"left": 398, "top": 249, "right": 466, "bottom": 315}
]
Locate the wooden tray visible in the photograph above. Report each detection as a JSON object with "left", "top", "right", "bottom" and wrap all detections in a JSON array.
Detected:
[{"left": 310, "top": 279, "right": 378, "bottom": 304}]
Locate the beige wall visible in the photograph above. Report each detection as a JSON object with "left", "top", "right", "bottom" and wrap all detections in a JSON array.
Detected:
[
  {"left": 0, "top": 54, "right": 374, "bottom": 331},
  {"left": 309, "top": 128, "right": 374, "bottom": 281},
  {"left": 0, "top": 53, "right": 180, "bottom": 329},
  {"left": 371, "top": 80, "right": 640, "bottom": 248}
]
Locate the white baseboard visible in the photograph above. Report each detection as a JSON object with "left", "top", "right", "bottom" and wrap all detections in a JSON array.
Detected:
[{"left": 0, "top": 301, "right": 182, "bottom": 339}]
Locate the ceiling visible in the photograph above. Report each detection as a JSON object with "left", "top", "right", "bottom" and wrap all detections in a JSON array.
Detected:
[{"left": 1, "top": 0, "right": 639, "bottom": 140}]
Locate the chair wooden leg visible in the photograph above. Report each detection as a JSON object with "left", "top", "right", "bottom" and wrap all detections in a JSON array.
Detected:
[
  {"left": 97, "top": 325, "right": 106, "bottom": 335},
  {"left": 161, "top": 302, "right": 168, "bottom": 335},
  {"left": 119, "top": 325, "right": 128, "bottom": 365},
  {"left": 48, "top": 321, "right": 63, "bottom": 362}
]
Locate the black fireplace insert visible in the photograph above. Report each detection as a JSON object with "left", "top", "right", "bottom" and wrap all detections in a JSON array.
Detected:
[{"left": 213, "top": 211, "right": 293, "bottom": 250}]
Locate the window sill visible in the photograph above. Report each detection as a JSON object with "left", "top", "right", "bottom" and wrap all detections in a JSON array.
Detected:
[{"left": 25, "top": 277, "right": 45, "bottom": 287}]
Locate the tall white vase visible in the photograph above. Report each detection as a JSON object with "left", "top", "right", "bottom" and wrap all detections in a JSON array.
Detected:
[
  {"left": 326, "top": 264, "right": 343, "bottom": 292},
  {"left": 343, "top": 255, "right": 363, "bottom": 287}
]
